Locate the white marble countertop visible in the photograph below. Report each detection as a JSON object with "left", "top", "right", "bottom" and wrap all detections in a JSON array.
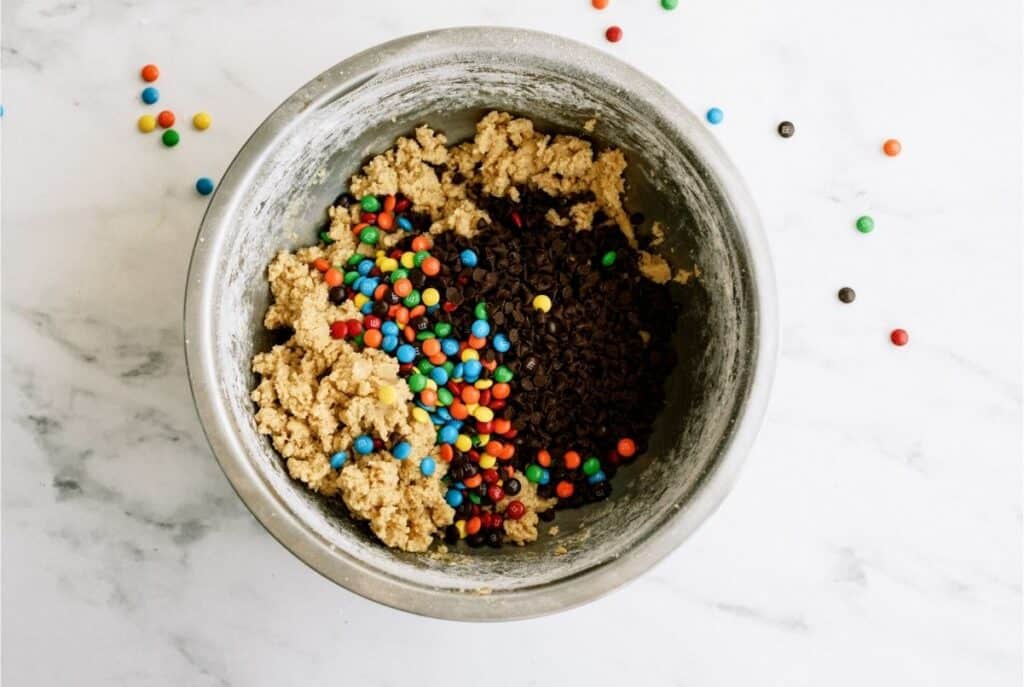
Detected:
[{"left": 3, "top": 0, "right": 1021, "bottom": 684}]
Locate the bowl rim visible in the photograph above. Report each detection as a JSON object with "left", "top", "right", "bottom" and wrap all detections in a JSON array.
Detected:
[{"left": 184, "top": 26, "right": 778, "bottom": 621}]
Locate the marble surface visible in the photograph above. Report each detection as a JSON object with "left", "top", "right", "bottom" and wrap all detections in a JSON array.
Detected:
[{"left": 2, "top": 0, "right": 1021, "bottom": 684}]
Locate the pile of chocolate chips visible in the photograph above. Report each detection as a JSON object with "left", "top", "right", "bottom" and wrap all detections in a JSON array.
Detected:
[{"left": 396, "top": 188, "right": 680, "bottom": 509}]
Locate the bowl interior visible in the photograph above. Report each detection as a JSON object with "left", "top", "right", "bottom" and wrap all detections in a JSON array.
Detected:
[{"left": 190, "top": 30, "right": 761, "bottom": 615}]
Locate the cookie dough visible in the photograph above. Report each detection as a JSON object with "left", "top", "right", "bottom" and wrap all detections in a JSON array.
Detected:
[{"left": 252, "top": 112, "right": 680, "bottom": 552}]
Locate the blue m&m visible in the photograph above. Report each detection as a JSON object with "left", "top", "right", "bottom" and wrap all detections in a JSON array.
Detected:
[
  {"left": 459, "top": 249, "right": 478, "bottom": 267},
  {"left": 330, "top": 451, "right": 348, "bottom": 469}
]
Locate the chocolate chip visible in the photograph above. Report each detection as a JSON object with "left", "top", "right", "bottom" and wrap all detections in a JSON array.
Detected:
[{"left": 445, "top": 287, "right": 464, "bottom": 305}]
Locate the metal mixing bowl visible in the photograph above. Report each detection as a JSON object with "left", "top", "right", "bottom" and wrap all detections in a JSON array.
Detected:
[{"left": 184, "top": 27, "right": 777, "bottom": 621}]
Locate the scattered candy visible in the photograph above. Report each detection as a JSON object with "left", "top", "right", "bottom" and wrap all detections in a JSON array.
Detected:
[
  {"left": 855, "top": 215, "right": 874, "bottom": 234},
  {"left": 838, "top": 287, "right": 856, "bottom": 304},
  {"left": 890, "top": 328, "right": 909, "bottom": 346},
  {"left": 661, "top": 0, "right": 678, "bottom": 8},
  {"left": 195, "top": 177, "right": 215, "bottom": 195},
  {"left": 137, "top": 114, "right": 157, "bottom": 133},
  {"left": 605, "top": 26, "right": 623, "bottom": 42},
  {"left": 883, "top": 138, "right": 902, "bottom": 157},
  {"left": 592, "top": 0, "right": 609, "bottom": 8},
  {"left": 192, "top": 111, "right": 212, "bottom": 130},
  {"left": 140, "top": 64, "right": 160, "bottom": 82},
  {"left": 706, "top": 107, "right": 724, "bottom": 125},
  {"left": 141, "top": 86, "right": 159, "bottom": 105},
  {"left": 778, "top": 121, "right": 795, "bottom": 138},
  {"left": 157, "top": 110, "right": 175, "bottom": 128},
  {"left": 161, "top": 129, "right": 180, "bottom": 147}
]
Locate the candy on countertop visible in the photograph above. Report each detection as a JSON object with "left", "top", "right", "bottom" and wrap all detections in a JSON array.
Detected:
[
  {"left": 890, "top": 328, "right": 909, "bottom": 346},
  {"left": 157, "top": 110, "right": 175, "bottom": 128},
  {"left": 856, "top": 215, "right": 875, "bottom": 234},
  {"left": 778, "top": 121, "right": 795, "bottom": 137},
  {"left": 605, "top": 25, "right": 623, "bottom": 42},
  {"left": 883, "top": 138, "right": 902, "bottom": 156},
  {"left": 140, "top": 64, "right": 159, "bottom": 82},
  {"left": 161, "top": 129, "right": 179, "bottom": 147},
  {"left": 192, "top": 111, "right": 212, "bottom": 130},
  {"left": 706, "top": 107, "right": 724, "bottom": 125},
  {"left": 661, "top": 0, "right": 679, "bottom": 8},
  {"left": 195, "top": 177, "right": 215, "bottom": 195},
  {"left": 141, "top": 86, "right": 159, "bottom": 104},
  {"left": 592, "top": 0, "right": 609, "bottom": 8},
  {"left": 137, "top": 114, "right": 157, "bottom": 133},
  {"left": 838, "top": 287, "right": 856, "bottom": 303}
]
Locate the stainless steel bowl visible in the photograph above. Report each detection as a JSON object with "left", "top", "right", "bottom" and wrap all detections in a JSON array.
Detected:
[{"left": 184, "top": 27, "right": 777, "bottom": 620}]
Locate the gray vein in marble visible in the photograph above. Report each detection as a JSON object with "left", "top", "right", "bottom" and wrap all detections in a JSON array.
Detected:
[
  {"left": 643, "top": 575, "right": 811, "bottom": 634},
  {"left": 834, "top": 546, "right": 869, "bottom": 587},
  {"left": 170, "top": 634, "right": 232, "bottom": 687},
  {"left": 711, "top": 601, "right": 811, "bottom": 633}
]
